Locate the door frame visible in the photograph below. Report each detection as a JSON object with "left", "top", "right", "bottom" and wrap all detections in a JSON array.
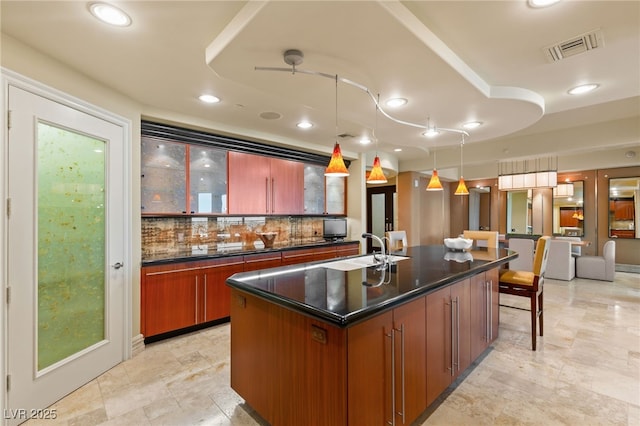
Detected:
[
  {"left": 0, "top": 68, "right": 133, "bottom": 419},
  {"left": 366, "top": 185, "right": 396, "bottom": 253}
]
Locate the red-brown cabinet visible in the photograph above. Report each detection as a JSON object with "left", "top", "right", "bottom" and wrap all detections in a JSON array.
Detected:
[{"left": 228, "top": 151, "right": 304, "bottom": 214}]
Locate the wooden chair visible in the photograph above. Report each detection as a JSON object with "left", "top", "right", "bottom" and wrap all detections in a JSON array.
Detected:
[
  {"left": 385, "top": 230, "right": 408, "bottom": 251},
  {"left": 498, "top": 236, "right": 550, "bottom": 350},
  {"left": 462, "top": 230, "right": 499, "bottom": 248}
]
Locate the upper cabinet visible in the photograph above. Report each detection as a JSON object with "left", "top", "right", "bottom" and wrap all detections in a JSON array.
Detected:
[
  {"left": 142, "top": 137, "right": 228, "bottom": 214},
  {"left": 326, "top": 175, "right": 346, "bottom": 215},
  {"left": 304, "top": 164, "right": 347, "bottom": 215},
  {"left": 228, "top": 151, "right": 304, "bottom": 215},
  {"left": 141, "top": 137, "right": 187, "bottom": 214}
]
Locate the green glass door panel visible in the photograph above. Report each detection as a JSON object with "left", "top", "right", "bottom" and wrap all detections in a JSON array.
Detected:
[{"left": 37, "top": 122, "right": 106, "bottom": 370}]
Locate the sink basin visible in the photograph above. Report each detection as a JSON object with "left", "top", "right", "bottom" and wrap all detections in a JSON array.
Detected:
[{"left": 320, "top": 254, "right": 410, "bottom": 271}]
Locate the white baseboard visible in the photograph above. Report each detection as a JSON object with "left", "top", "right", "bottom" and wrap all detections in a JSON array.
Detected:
[{"left": 131, "top": 333, "right": 145, "bottom": 357}]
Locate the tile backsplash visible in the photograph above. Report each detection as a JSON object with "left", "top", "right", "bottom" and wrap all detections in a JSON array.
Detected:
[{"left": 142, "top": 216, "right": 325, "bottom": 260}]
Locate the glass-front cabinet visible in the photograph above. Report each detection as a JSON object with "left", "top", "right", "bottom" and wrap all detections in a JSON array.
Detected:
[
  {"left": 142, "top": 137, "right": 227, "bottom": 214},
  {"left": 141, "top": 137, "right": 187, "bottom": 214},
  {"left": 326, "top": 175, "right": 346, "bottom": 215},
  {"left": 304, "top": 164, "right": 326, "bottom": 214},
  {"left": 189, "top": 145, "right": 227, "bottom": 214}
]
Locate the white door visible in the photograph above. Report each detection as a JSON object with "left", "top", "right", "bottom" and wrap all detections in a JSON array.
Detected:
[{"left": 6, "top": 84, "right": 127, "bottom": 423}]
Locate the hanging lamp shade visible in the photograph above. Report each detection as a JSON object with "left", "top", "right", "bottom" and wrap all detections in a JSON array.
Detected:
[
  {"left": 426, "top": 169, "right": 443, "bottom": 191},
  {"left": 325, "top": 142, "right": 349, "bottom": 176},
  {"left": 367, "top": 155, "right": 387, "bottom": 184},
  {"left": 455, "top": 177, "right": 469, "bottom": 195}
]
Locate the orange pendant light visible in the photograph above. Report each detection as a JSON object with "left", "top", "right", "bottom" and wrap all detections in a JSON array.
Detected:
[
  {"left": 455, "top": 177, "right": 469, "bottom": 195},
  {"left": 454, "top": 135, "right": 469, "bottom": 195},
  {"left": 325, "top": 75, "right": 350, "bottom": 177},
  {"left": 325, "top": 142, "right": 350, "bottom": 176},
  {"left": 367, "top": 155, "right": 387, "bottom": 184},
  {"left": 426, "top": 169, "right": 443, "bottom": 191}
]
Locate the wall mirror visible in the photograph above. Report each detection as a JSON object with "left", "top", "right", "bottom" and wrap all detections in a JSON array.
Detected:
[
  {"left": 468, "top": 186, "right": 491, "bottom": 230},
  {"left": 609, "top": 176, "right": 639, "bottom": 239},
  {"left": 506, "top": 190, "right": 532, "bottom": 234},
  {"left": 552, "top": 181, "right": 584, "bottom": 236}
]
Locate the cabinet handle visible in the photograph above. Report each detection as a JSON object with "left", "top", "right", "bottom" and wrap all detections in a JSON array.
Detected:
[
  {"left": 455, "top": 296, "right": 460, "bottom": 372},
  {"left": 395, "top": 323, "right": 405, "bottom": 424},
  {"left": 271, "top": 178, "right": 275, "bottom": 213},
  {"left": 195, "top": 276, "right": 198, "bottom": 324},
  {"left": 485, "top": 281, "right": 490, "bottom": 342},
  {"left": 204, "top": 274, "right": 207, "bottom": 320},
  {"left": 449, "top": 299, "right": 454, "bottom": 376},
  {"left": 489, "top": 280, "right": 493, "bottom": 341},
  {"left": 385, "top": 330, "right": 395, "bottom": 426},
  {"left": 265, "top": 177, "right": 269, "bottom": 214}
]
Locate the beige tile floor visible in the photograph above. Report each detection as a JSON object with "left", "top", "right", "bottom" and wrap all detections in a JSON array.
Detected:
[{"left": 26, "top": 272, "right": 640, "bottom": 426}]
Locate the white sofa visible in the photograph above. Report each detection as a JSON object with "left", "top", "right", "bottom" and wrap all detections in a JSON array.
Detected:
[
  {"left": 576, "top": 240, "right": 616, "bottom": 281},
  {"left": 545, "top": 240, "right": 576, "bottom": 281}
]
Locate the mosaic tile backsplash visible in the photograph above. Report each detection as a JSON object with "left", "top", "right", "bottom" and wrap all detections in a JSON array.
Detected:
[{"left": 142, "top": 216, "right": 327, "bottom": 261}]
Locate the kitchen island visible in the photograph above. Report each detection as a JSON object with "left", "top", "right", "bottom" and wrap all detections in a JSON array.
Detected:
[{"left": 226, "top": 245, "right": 516, "bottom": 426}]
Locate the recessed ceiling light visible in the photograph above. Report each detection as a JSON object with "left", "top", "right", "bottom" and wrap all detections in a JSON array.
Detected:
[
  {"left": 88, "top": 2, "right": 131, "bottom": 27},
  {"left": 385, "top": 98, "right": 407, "bottom": 108},
  {"left": 199, "top": 94, "right": 220, "bottom": 104},
  {"left": 568, "top": 84, "right": 599, "bottom": 95},
  {"left": 259, "top": 111, "right": 281, "bottom": 120},
  {"left": 462, "top": 121, "right": 483, "bottom": 129},
  {"left": 394, "top": 148, "right": 402, "bottom": 152},
  {"left": 528, "top": 0, "right": 561, "bottom": 8},
  {"left": 296, "top": 121, "right": 313, "bottom": 129}
]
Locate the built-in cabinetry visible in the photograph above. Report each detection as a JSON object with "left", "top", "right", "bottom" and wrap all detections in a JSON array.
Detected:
[
  {"left": 228, "top": 151, "right": 304, "bottom": 214},
  {"left": 141, "top": 242, "right": 359, "bottom": 340},
  {"left": 141, "top": 137, "right": 228, "bottom": 214},
  {"left": 142, "top": 131, "right": 347, "bottom": 216},
  {"left": 141, "top": 256, "right": 244, "bottom": 337},
  {"left": 426, "top": 279, "right": 471, "bottom": 405},
  {"left": 348, "top": 297, "right": 426, "bottom": 425},
  {"left": 229, "top": 265, "right": 500, "bottom": 426}
]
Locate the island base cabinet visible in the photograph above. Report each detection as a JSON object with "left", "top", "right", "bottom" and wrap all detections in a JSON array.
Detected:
[
  {"left": 426, "top": 279, "right": 471, "bottom": 406},
  {"left": 230, "top": 289, "right": 348, "bottom": 426},
  {"left": 346, "top": 297, "right": 427, "bottom": 426},
  {"left": 470, "top": 268, "right": 500, "bottom": 360}
]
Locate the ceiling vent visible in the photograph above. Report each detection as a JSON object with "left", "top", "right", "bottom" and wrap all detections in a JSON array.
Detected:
[{"left": 544, "top": 28, "right": 604, "bottom": 62}]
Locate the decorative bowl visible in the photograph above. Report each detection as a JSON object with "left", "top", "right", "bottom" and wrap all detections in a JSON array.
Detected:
[
  {"left": 444, "top": 237, "right": 473, "bottom": 251},
  {"left": 256, "top": 232, "right": 278, "bottom": 249}
]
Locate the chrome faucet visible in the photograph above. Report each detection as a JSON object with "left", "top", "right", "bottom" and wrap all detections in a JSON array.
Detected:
[{"left": 362, "top": 233, "right": 387, "bottom": 264}]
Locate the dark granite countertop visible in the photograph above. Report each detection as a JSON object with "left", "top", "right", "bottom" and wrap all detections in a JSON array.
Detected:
[
  {"left": 142, "top": 239, "right": 359, "bottom": 266},
  {"left": 226, "top": 245, "right": 517, "bottom": 327}
]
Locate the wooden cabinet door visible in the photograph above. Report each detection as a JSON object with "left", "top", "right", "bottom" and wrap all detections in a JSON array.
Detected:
[
  {"left": 348, "top": 310, "right": 393, "bottom": 426},
  {"left": 487, "top": 268, "right": 500, "bottom": 344},
  {"left": 392, "top": 297, "right": 427, "bottom": 424},
  {"left": 450, "top": 279, "right": 471, "bottom": 379},
  {"left": 426, "top": 285, "right": 452, "bottom": 406},
  {"left": 201, "top": 257, "right": 244, "bottom": 322},
  {"left": 469, "top": 272, "right": 488, "bottom": 361},
  {"left": 228, "top": 151, "right": 270, "bottom": 214},
  {"left": 142, "top": 266, "right": 198, "bottom": 337},
  {"left": 270, "top": 157, "right": 304, "bottom": 214}
]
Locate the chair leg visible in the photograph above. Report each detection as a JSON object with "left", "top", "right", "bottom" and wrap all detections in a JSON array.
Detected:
[
  {"left": 538, "top": 289, "right": 544, "bottom": 338},
  {"left": 530, "top": 293, "right": 537, "bottom": 351}
]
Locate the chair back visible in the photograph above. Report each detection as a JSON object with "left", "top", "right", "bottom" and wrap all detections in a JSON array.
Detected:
[
  {"left": 533, "top": 236, "right": 551, "bottom": 279},
  {"left": 462, "top": 230, "right": 499, "bottom": 248},
  {"left": 386, "top": 230, "right": 408, "bottom": 250},
  {"left": 507, "top": 238, "right": 534, "bottom": 271},
  {"left": 555, "top": 236, "right": 582, "bottom": 256}
]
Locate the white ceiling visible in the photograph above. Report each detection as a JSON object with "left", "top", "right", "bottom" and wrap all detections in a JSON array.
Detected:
[{"left": 2, "top": 0, "right": 639, "bottom": 177}]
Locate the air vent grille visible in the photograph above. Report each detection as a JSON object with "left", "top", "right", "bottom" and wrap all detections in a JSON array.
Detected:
[{"left": 544, "top": 28, "right": 604, "bottom": 62}]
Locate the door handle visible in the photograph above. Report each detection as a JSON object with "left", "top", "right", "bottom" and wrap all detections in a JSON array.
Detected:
[{"left": 112, "top": 262, "right": 124, "bottom": 269}]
